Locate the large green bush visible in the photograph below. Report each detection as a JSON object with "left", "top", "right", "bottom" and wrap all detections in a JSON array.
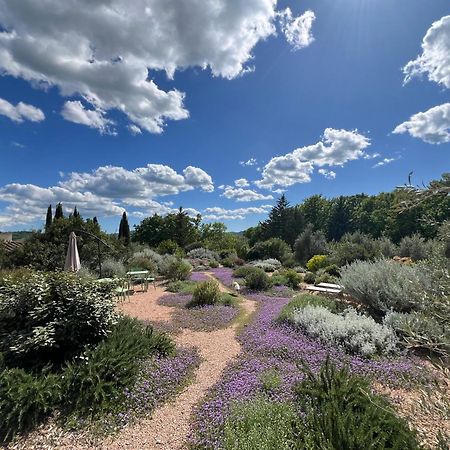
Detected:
[
  {"left": 64, "top": 317, "right": 174, "bottom": 418},
  {"left": 340, "top": 259, "right": 429, "bottom": 316},
  {"left": 189, "top": 280, "right": 221, "bottom": 307},
  {"left": 399, "top": 233, "right": 431, "bottom": 261},
  {"left": 0, "top": 271, "right": 118, "bottom": 368},
  {"left": 295, "top": 359, "right": 420, "bottom": 449},
  {"left": 159, "top": 256, "right": 192, "bottom": 281},
  {"left": 294, "top": 224, "right": 329, "bottom": 265},
  {"left": 245, "top": 268, "right": 271, "bottom": 291},
  {"left": 329, "top": 231, "right": 379, "bottom": 266},
  {"left": 101, "top": 258, "right": 126, "bottom": 278},
  {"left": 248, "top": 238, "right": 292, "bottom": 264}
]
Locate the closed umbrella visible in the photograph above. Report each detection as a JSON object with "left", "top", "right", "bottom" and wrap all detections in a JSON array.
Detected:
[{"left": 65, "top": 232, "right": 81, "bottom": 272}]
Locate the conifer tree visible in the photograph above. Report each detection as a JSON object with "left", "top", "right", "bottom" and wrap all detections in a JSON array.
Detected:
[
  {"left": 118, "top": 211, "right": 130, "bottom": 245},
  {"left": 45, "top": 205, "right": 53, "bottom": 231},
  {"left": 73, "top": 206, "right": 80, "bottom": 218},
  {"left": 54, "top": 203, "right": 64, "bottom": 220},
  {"left": 93, "top": 216, "right": 99, "bottom": 226}
]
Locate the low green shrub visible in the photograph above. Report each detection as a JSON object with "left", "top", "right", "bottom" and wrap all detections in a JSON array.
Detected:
[
  {"left": 340, "top": 259, "right": 430, "bottom": 316},
  {"left": 189, "top": 280, "right": 221, "bottom": 307},
  {"left": 329, "top": 231, "right": 379, "bottom": 266},
  {"left": 209, "top": 260, "right": 219, "bottom": 268},
  {"left": 63, "top": 317, "right": 174, "bottom": 419},
  {"left": 0, "top": 271, "right": 118, "bottom": 368},
  {"left": 0, "top": 368, "right": 61, "bottom": 443},
  {"left": 295, "top": 358, "right": 420, "bottom": 449},
  {"left": 259, "top": 369, "right": 282, "bottom": 394},
  {"left": 101, "top": 258, "right": 126, "bottom": 278},
  {"left": 399, "top": 233, "right": 430, "bottom": 261},
  {"left": 278, "top": 294, "right": 341, "bottom": 323},
  {"left": 165, "top": 280, "right": 197, "bottom": 294},
  {"left": 127, "top": 255, "right": 157, "bottom": 273},
  {"left": 250, "top": 258, "right": 282, "bottom": 272},
  {"left": 159, "top": 256, "right": 192, "bottom": 281},
  {"left": 219, "top": 293, "right": 238, "bottom": 307},
  {"left": 314, "top": 270, "right": 337, "bottom": 286},
  {"left": 233, "top": 265, "right": 258, "bottom": 278},
  {"left": 291, "top": 306, "right": 398, "bottom": 357},
  {"left": 157, "top": 239, "right": 182, "bottom": 256},
  {"left": 303, "top": 272, "right": 316, "bottom": 284},
  {"left": 323, "top": 264, "right": 340, "bottom": 277},
  {"left": 245, "top": 268, "right": 271, "bottom": 291},
  {"left": 306, "top": 255, "right": 329, "bottom": 272},
  {"left": 280, "top": 269, "right": 302, "bottom": 289},
  {"left": 223, "top": 397, "right": 299, "bottom": 450},
  {"left": 270, "top": 274, "right": 288, "bottom": 286}
]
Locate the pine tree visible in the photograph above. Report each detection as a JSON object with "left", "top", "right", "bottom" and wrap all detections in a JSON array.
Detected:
[
  {"left": 262, "top": 194, "right": 291, "bottom": 241},
  {"left": 118, "top": 212, "right": 130, "bottom": 245},
  {"left": 45, "top": 205, "right": 53, "bottom": 231},
  {"left": 54, "top": 203, "right": 64, "bottom": 220}
]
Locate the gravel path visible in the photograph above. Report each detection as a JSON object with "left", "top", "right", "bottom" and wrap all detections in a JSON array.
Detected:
[{"left": 99, "top": 276, "right": 256, "bottom": 450}]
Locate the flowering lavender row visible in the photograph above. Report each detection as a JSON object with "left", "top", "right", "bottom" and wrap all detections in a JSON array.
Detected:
[
  {"left": 120, "top": 347, "right": 201, "bottom": 427},
  {"left": 172, "top": 305, "right": 238, "bottom": 332},
  {"left": 190, "top": 272, "right": 210, "bottom": 282},
  {"left": 209, "top": 267, "right": 234, "bottom": 287},
  {"left": 189, "top": 294, "right": 426, "bottom": 449},
  {"left": 158, "top": 292, "right": 238, "bottom": 332}
]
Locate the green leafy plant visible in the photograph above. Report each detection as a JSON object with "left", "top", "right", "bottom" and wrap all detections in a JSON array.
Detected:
[
  {"left": 223, "top": 397, "right": 299, "bottom": 450},
  {"left": 63, "top": 317, "right": 174, "bottom": 419},
  {"left": 245, "top": 268, "right": 271, "bottom": 291},
  {"left": 159, "top": 256, "right": 192, "bottom": 281},
  {"left": 189, "top": 279, "right": 221, "bottom": 307},
  {"left": 295, "top": 358, "right": 421, "bottom": 449},
  {"left": 278, "top": 294, "right": 341, "bottom": 323},
  {"left": 0, "top": 271, "right": 118, "bottom": 368},
  {"left": 306, "top": 255, "right": 329, "bottom": 272},
  {"left": 279, "top": 269, "right": 302, "bottom": 289},
  {"left": 303, "top": 272, "right": 316, "bottom": 284},
  {"left": 0, "top": 368, "right": 61, "bottom": 443}
]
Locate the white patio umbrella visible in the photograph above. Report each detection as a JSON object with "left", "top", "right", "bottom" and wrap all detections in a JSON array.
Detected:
[{"left": 64, "top": 231, "right": 81, "bottom": 272}]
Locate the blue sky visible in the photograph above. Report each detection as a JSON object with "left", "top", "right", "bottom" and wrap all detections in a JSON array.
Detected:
[{"left": 0, "top": 0, "right": 449, "bottom": 233}]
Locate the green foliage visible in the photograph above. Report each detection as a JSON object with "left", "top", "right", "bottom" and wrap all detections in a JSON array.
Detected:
[
  {"left": 322, "top": 264, "right": 340, "bottom": 277},
  {"left": 165, "top": 280, "right": 197, "bottom": 294},
  {"left": 157, "top": 239, "right": 182, "bottom": 255},
  {"left": 250, "top": 258, "right": 282, "bottom": 272},
  {"left": 384, "top": 311, "right": 450, "bottom": 358},
  {"left": 278, "top": 294, "right": 341, "bottom": 323},
  {"left": 189, "top": 279, "right": 221, "bottom": 307},
  {"left": 295, "top": 359, "right": 420, "bottom": 449},
  {"left": 279, "top": 269, "right": 302, "bottom": 289},
  {"left": 248, "top": 238, "right": 293, "bottom": 264},
  {"left": 159, "top": 256, "right": 192, "bottom": 281},
  {"left": 329, "top": 232, "right": 379, "bottom": 266},
  {"left": 340, "top": 259, "right": 430, "bottom": 316},
  {"left": 233, "top": 265, "right": 259, "bottom": 279},
  {"left": 303, "top": 272, "right": 315, "bottom": 284},
  {"left": 0, "top": 368, "right": 61, "bottom": 443},
  {"left": 399, "top": 233, "right": 430, "bottom": 261},
  {"left": 223, "top": 397, "right": 299, "bottom": 450},
  {"left": 3, "top": 214, "right": 122, "bottom": 272},
  {"left": 314, "top": 271, "right": 337, "bottom": 286},
  {"left": 294, "top": 224, "right": 328, "bottom": 265},
  {"left": 245, "top": 267, "right": 271, "bottom": 291},
  {"left": 101, "top": 258, "right": 126, "bottom": 278},
  {"left": 63, "top": 317, "right": 174, "bottom": 419},
  {"left": 127, "top": 255, "right": 157, "bottom": 273},
  {"left": 118, "top": 211, "right": 130, "bottom": 245},
  {"left": 259, "top": 369, "right": 282, "bottom": 394},
  {"left": 306, "top": 255, "right": 329, "bottom": 272},
  {"left": 0, "top": 270, "right": 118, "bottom": 368}
]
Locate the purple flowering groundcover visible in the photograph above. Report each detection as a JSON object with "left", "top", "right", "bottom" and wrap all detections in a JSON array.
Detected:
[{"left": 189, "top": 294, "right": 426, "bottom": 449}]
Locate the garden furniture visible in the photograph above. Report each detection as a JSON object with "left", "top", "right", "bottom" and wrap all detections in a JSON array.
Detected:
[{"left": 126, "top": 270, "right": 150, "bottom": 292}]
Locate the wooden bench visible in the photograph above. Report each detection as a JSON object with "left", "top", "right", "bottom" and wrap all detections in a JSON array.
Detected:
[
  {"left": 306, "top": 286, "right": 341, "bottom": 294},
  {"left": 316, "top": 282, "right": 342, "bottom": 290}
]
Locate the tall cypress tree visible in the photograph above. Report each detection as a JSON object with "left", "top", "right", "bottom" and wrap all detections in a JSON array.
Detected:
[
  {"left": 118, "top": 212, "right": 130, "bottom": 245},
  {"left": 45, "top": 205, "right": 53, "bottom": 231},
  {"left": 73, "top": 206, "right": 80, "bottom": 218},
  {"left": 54, "top": 203, "right": 64, "bottom": 220},
  {"left": 93, "top": 216, "right": 99, "bottom": 226}
]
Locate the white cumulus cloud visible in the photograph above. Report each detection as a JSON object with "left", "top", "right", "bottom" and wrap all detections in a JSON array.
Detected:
[
  {"left": 256, "top": 128, "right": 370, "bottom": 190},
  {"left": 221, "top": 186, "right": 274, "bottom": 202},
  {"left": 279, "top": 9, "right": 315, "bottom": 50},
  {"left": 0, "top": 97, "right": 44, "bottom": 123},
  {"left": 393, "top": 103, "right": 450, "bottom": 144},
  {"left": 203, "top": 205, "right": 272, "bottom": 220},
  {"left": 62, "top": 101, "right": 115, "bottom": 134},
  {"left": 318, "top": 169, "right": 336, "bottom": 180},
  {"left": 403, "top": 15, "right": 450, "bottom": 89},
  {"left": 234, "top": 178, "right": 250, "bottom": 187}
]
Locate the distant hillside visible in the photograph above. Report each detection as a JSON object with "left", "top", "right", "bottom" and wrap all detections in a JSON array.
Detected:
[{"left": 11, "top": 231, "right": 34, "bottom": 241}]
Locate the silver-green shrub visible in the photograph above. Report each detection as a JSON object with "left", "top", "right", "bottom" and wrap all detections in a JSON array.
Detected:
[
  {"left": 340, "top": 259, "right": 429, "bottom": 315},
  {"left": 384, "top": 311, "right": 450, "bottom": 357},
  {"left": 187, "top": 247, "right": 220, "bottom": 262},
  {"left": 250, "top": 259, "right": 281, "bottom": 272},
  {"left": 292, "top": 306, "right": 398, "bottom": 357},
  {"left": 101, "top": 258, "right": 126, "bottom": 278},
  {"left": 159, "top": 255, "right": 192, "bottom": 281},
  {"left": 130, "top": 248, "right": 163, "bottom": 271},
  {"left": 399, "top": 233, "right": 431, "bottom": 261}
]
